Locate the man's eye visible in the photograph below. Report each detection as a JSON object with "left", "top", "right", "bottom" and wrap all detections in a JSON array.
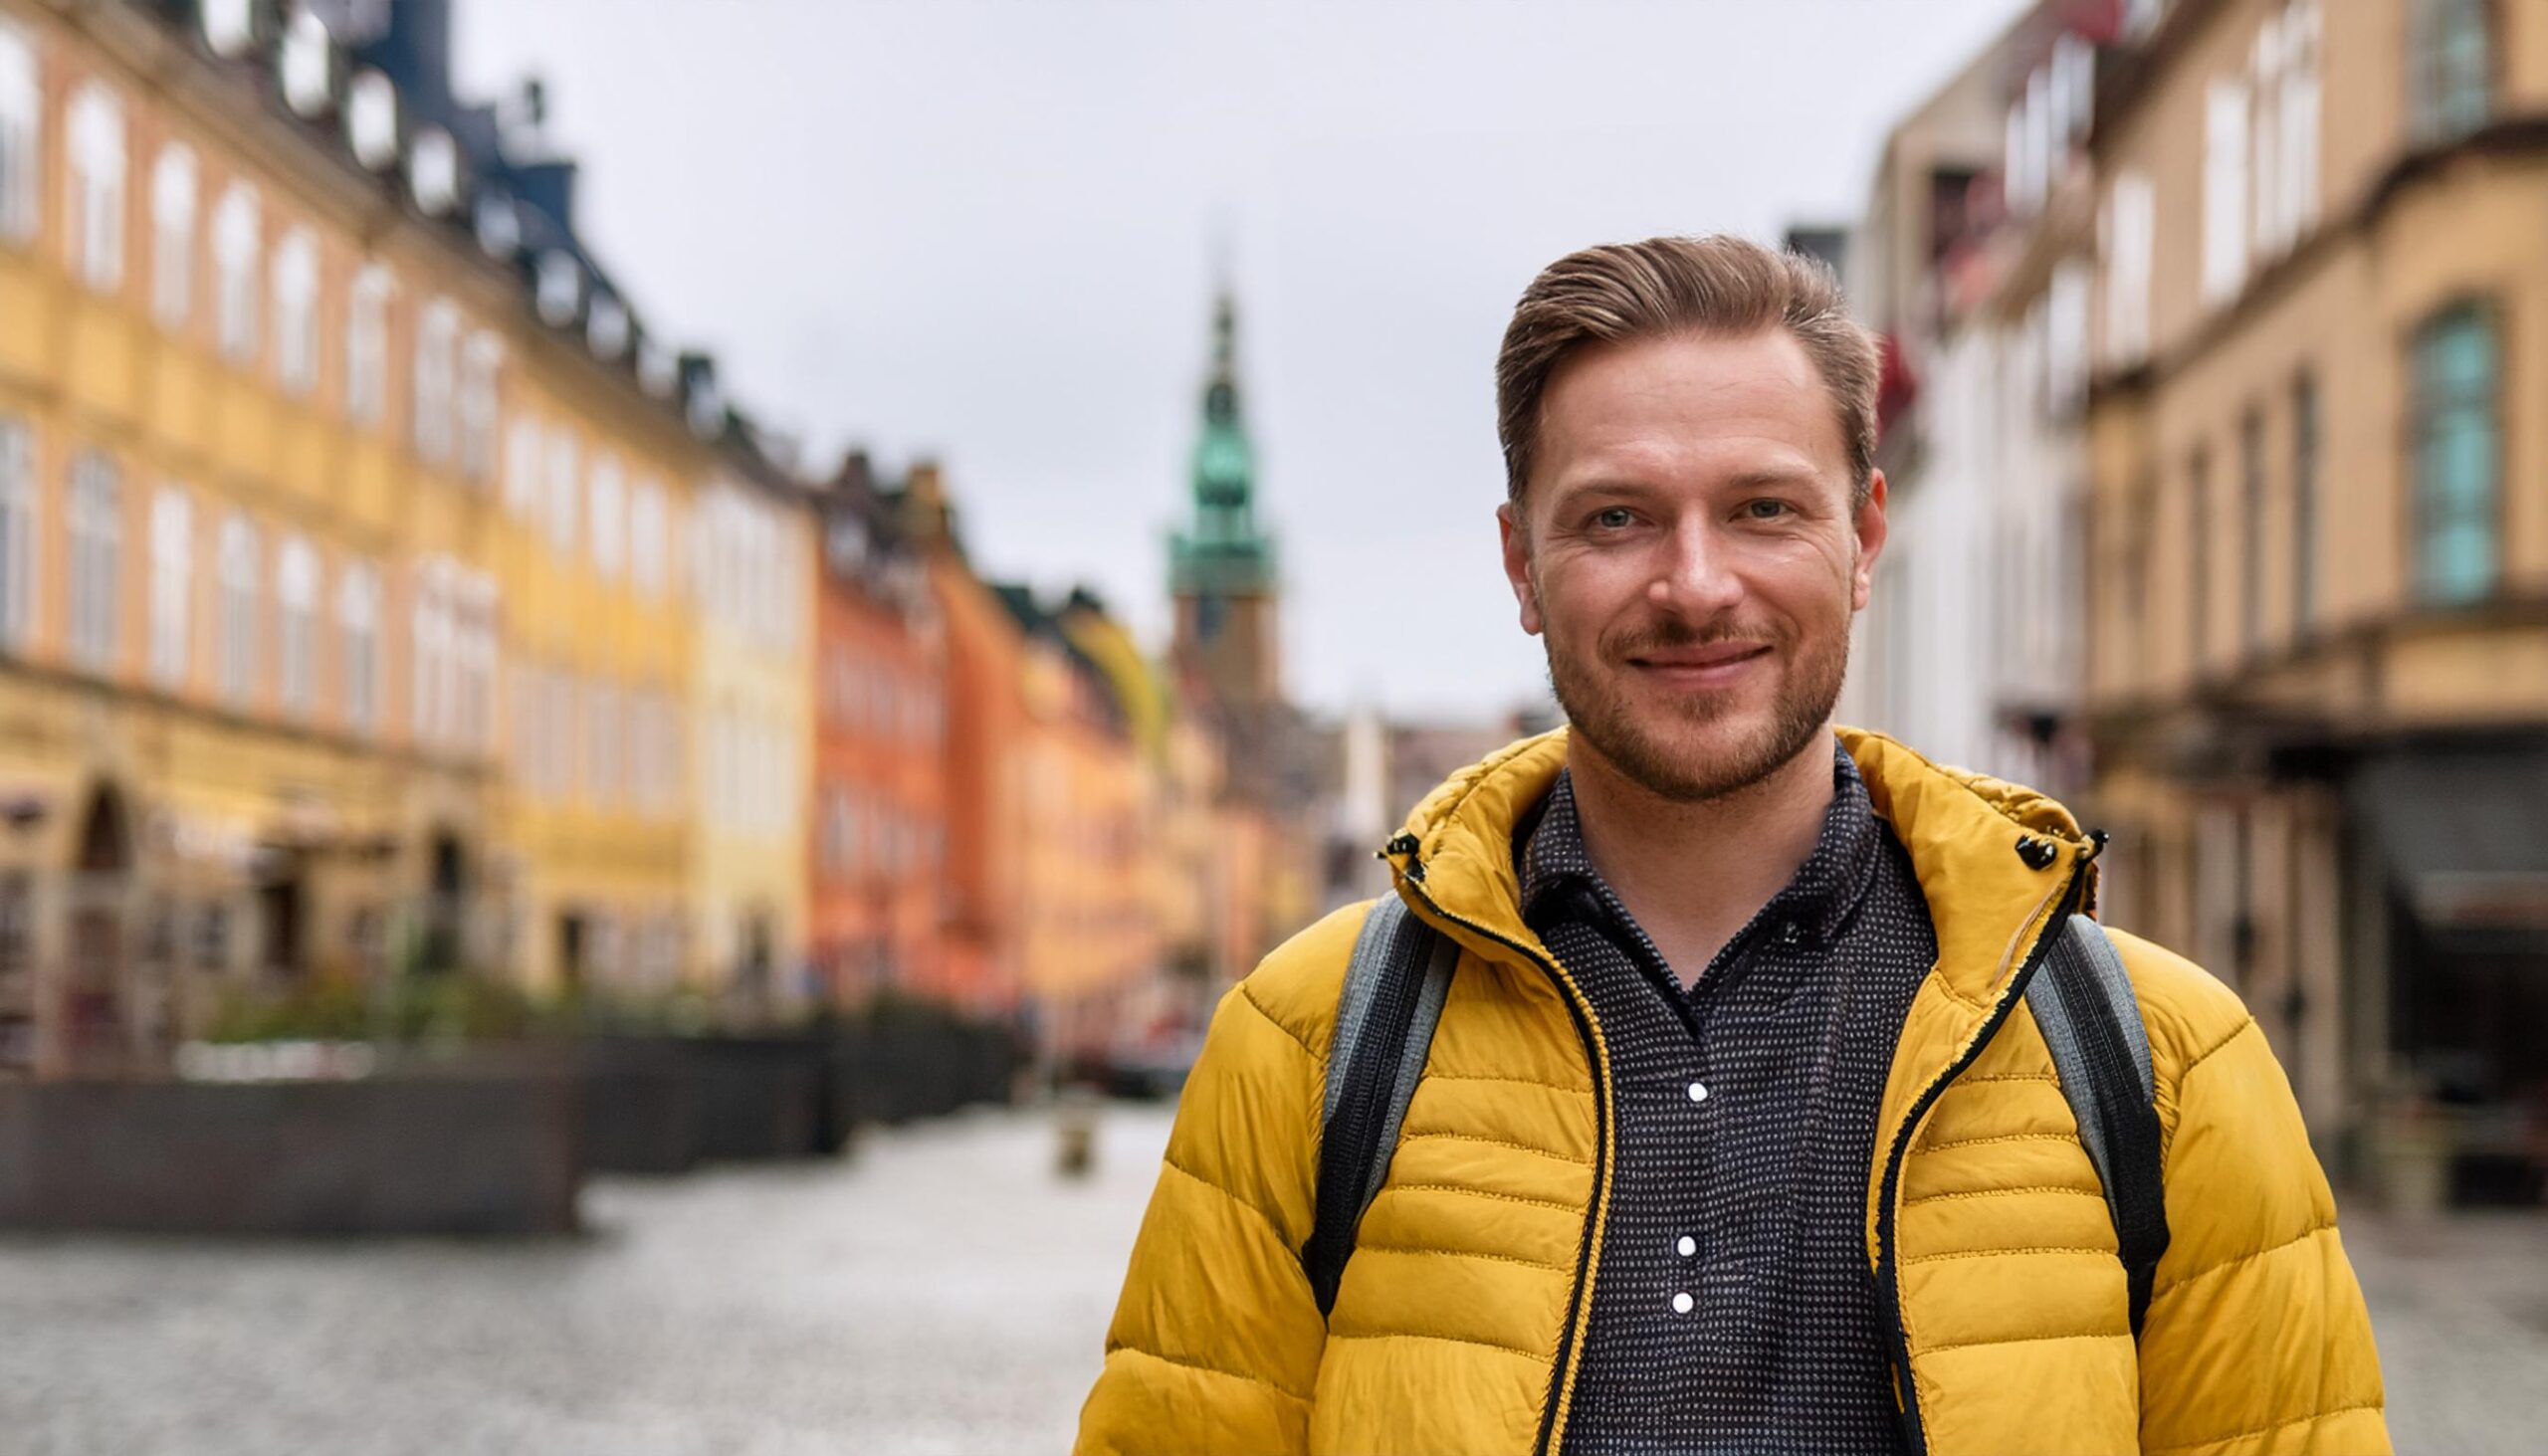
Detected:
[
  {"left": 1592, "top": 508, "right": 1636, "bottom": 529},
  {"left": 1743, "top": 500, "right": 1792, "bottom": 520}
]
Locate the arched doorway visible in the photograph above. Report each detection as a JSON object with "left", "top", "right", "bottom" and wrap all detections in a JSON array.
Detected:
[{"left": 64, "top": 782, "right": 132, "bottom": 1076}]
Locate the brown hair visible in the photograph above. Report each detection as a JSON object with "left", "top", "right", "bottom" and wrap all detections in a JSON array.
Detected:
[{"left": 1494, "top": 234, "right": 1879, "bottom": 507}]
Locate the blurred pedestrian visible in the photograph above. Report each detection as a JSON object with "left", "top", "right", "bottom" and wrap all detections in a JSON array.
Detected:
[{"left": 1079, "top": 235, "right": 2387, "bottom": 1455}]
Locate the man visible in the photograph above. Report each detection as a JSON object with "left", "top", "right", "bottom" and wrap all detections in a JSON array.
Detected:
[{"left": 1078, "top": 236, "right": 2387, "bottom": 1455}]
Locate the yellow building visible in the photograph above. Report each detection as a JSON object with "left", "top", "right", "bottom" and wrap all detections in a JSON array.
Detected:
[
  {"left": 2084, "top": 0, "right": 2548, "bottom": 1181},
  {"left": 686, "top": 462, "right": 816, "bottom": 1012},
  {"left": 0, "top": 0, "right": 807, "bottom": 1074}
]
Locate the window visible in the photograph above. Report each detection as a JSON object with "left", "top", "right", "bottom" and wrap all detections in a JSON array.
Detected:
[
  {"left": 150, "top": 145, "right": 197, "bottom": 326},
  {"left": 503, "top": 415, "right": 542, "bottom": 518},
  {"left": 0, "top": 419, "right": 30, "bottom": 649},
  {"left": 413, "top": 300, "right": 458, "bottom": 465},
  {"left": 411, "top": 557, "right": 454, "bottom": 748},
  {"left": 2187, "top": 448, "right": 2212, "bottom": 674},
  {"left": 67, "top": 452, "right": 120, "bottom": 670},
  {"left": 534, "top": 250, "right": 580, "bottom": 326},
  {"left": 346, "top": 264, "right": 392, "bottom": 426},
  {"left": 588, "top": 455, "right": 626, "bottom": 576},
  {"left": 545, "top": 426, "right": 579, "bottom": 554},
  {"left": 458, "top": 570, "right": 495, "bottom": 752},
  {"left": 588, "top": 681, "right": 621, "bottom": 808},
  {"left": 2239, "top": 409, "right": 2266, "bottom": 653},
  {"left": 2291, "top": 371, "right": 2320, "bottom": 633},
  {"left": 630, "top": 477, "right": 667, "bottom": 594},
  {"left": 277, "top": 535, "right": 318, "bottom": 716},
  {"left": 148, "top": 486, "right": 191, "bottom": 687},
  {"left": 339, "top": 562, "right": 378, "bottom": 733},
  {"left": 0, "top": 20, "right": 36, "bottom": 246},
  {"left": 212, "top": 182, "right": 261, "bottom": 363},
  {"left": 217, "top": 515, "right": 260, "bottom": 703},
  {"left": 2102, "top": 172, "right": 2154, "bottom": 368},
  {"left": 271, "top": 228, "right": 319, "bottom": 396},
  {"left": 2260, "top": 1, "right": 2323, "bottom": 253},
  {"left": 2201, "top": 78, "right": 2250, "bottom": 306},
  {"left": 2410, "top": 0, "right": 2492, "bottom": 144},
  {"left": 67, "top": 82, "right": 125, "bottom": 292},
  {"left": 459, "top": 331, "right": 502, "bottom": 483},
  {"left": 2410, "top": 305, "right": 2499, "bottom": 605},
  {"left": 821, "top": 786, "right": 859, "bottom": 876}
]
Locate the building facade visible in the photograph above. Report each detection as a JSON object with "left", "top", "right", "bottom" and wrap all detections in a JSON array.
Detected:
[
  {"left": 0, "top": 0, "right": 804, "bottom": 1074},
  {"left": 2084, "top": 0, "right": 2548, "bottom": 1194},
  {"left": 810, "top": 455, "right": 948, "bottom": 1007}
]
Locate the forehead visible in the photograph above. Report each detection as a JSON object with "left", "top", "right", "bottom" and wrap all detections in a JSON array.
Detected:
[{"left": 1531, "top": 328, "right": 1847, "bottom": 498}]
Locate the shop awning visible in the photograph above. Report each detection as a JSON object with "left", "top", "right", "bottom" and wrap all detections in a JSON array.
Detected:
[{"left": 2351, "top": 747, "right": 2548, "bottom": 930}]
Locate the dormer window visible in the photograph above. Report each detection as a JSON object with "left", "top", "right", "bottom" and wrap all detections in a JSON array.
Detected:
[
  {"left": 344, "top": 69, "right": 397, "bottom": 171},
  {"left": 637, "top": 337, "right": 678, "bottom": 398},
  {"left": 475, "top": 192, "right": 520, "bottom": 258},
  {"left": 279, "top": 9, "right": 333, "bottom": 118},
  {"left": 202, "top": 0, "right": 257, "bottom": 58},
  {"left": 587, "top": 294, "right": 630, "bottom": 360},
  {"left": 408, "top": 127, "right": 460, "bottom": 216},
  {"left": 686, "top": 374, "right": 723, "bottom": 441},
  {"left": 535, "top": 250, "right": 580, "bottom": 327}
]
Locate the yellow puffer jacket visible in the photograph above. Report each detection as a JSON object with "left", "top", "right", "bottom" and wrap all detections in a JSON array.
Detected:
[{"left": 1079, "top": 728, "right": 2388, "bottom": 1455}]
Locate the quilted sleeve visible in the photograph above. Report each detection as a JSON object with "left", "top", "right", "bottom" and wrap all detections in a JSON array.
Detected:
[
  {"left": 1074, "top": 972, "right": 1332, "bottom": 1455},
  {"left": 2133, "top": 1005, "right": 2390, "bottom": 1456}
]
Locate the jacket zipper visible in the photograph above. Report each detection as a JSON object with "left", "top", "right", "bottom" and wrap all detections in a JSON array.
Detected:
[
  {"left": 1398, "top": 869, "right": 1610, "bottom": 1456},
  {"left": 1872, "top": 859, "right": 2088, "bottom": 1456}
]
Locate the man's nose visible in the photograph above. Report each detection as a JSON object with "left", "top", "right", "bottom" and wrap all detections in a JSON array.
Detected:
[{"left": 1645, "top": 515, "right": 1744, "bottom": 618}]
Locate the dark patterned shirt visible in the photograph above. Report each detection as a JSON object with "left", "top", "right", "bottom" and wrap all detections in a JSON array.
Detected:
[{"left": 1516, "top": 744, "right": 1935, "bottom": 1456}]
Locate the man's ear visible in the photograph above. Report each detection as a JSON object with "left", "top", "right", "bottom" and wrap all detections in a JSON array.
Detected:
[
  {"left": 1850, "top": 470, "right": 1888, "bottom": 613},
  {"left": 1498, "top": 501, "right": 1543, "bottom": 636}
]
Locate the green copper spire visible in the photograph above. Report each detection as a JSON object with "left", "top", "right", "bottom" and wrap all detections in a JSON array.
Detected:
[{"left": 1171, "top": 292, "right": 1277, "bottom": 597}]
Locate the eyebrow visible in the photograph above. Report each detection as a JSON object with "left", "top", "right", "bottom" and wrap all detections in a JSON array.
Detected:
[{"left": 1550, "top": 465, "right": 1827, "bottom": 503}]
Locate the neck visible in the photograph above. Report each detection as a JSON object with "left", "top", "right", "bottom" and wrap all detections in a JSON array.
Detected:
[{"left": 1567, "top": 728, "right": 1838, "bottom": 981}]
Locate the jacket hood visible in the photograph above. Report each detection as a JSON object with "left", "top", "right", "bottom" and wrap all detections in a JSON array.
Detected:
[{"left": 1380, "top": 725, "right": 2100, "bottom": 1008}]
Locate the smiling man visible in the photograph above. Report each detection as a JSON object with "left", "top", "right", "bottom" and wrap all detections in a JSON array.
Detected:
[{"left": 1078, "top": 236, "right": 2387, "bottom": 1455}]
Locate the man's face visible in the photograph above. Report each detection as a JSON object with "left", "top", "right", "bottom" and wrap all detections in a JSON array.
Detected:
[{"left": 1498, "top": 327, "right": 1886, "bottom": 803}]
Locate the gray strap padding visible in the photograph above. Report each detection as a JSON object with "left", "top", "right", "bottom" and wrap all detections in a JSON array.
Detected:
[{"left": 1363, "top": 920, "right": 1458, "bottom": 1214}]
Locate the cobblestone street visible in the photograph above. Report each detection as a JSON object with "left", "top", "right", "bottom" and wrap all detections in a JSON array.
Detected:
[{"left": 1, "top": 1102, "right": 2542, "bottom": 1454}]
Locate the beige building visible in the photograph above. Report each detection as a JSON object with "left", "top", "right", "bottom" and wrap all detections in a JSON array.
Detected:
[{"left": 2084, "top": 0, "right": 2548, "bottom": 1196}]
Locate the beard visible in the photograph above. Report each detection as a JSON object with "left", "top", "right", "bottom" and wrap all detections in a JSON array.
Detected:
[{"left": 1545, "top": 607, "right": 1849, "bottom": 805}]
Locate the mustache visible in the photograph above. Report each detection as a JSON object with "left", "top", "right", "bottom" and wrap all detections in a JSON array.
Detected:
[{"left": 1604, "top": 618, "right": 1785, "bottom": 658}]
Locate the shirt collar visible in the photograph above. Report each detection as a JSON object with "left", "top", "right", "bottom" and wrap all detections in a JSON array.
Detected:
[{"left": 1515, "top": 740, "right": 1885, "bottom": 947}]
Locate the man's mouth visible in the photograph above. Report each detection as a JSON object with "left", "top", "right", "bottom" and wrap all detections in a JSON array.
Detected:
[{"left": 1624, "top": 642, "right": 1773, "bottom": 684}]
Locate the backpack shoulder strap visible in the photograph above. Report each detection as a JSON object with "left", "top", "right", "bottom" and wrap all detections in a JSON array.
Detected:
[
  {"left": 1301, "top": 894, "right": 1457, "bottom": 1319},
  {"left": 2025, "top": 914, "right": 2173, "bottom": 1338}
]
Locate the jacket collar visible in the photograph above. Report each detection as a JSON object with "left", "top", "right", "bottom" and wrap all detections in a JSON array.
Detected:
[{"left": 1382, "top": 726, "right": 2099, "bottom": 1006}]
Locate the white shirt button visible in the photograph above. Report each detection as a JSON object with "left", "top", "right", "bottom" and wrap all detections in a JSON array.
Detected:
[
  {"left": 1676, "top": 1235, "right": 1698, "bottom": 1258},
  {"left": 1686, "top": 1080, "right": 1709, "bottom": 1104},
  {"left": 1670, "top": 1291, "right": 1695, "bottom": 1316}
]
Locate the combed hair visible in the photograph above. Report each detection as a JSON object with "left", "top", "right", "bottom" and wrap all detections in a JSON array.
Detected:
[{"left": 1495, "top": 234, "right": 1879, "bottom": 505}]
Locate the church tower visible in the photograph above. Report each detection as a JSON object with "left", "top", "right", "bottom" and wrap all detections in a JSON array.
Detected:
[{"left": 1168, "top": 292, "right": 1282, "bottom": 714}]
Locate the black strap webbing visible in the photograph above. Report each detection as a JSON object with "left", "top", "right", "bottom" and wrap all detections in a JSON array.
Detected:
[
  {"left": 2026, "top": 916, "right": 2172, "bottom": 1337},
  {"left": 1301, "top": 896, "right": 1455, "bottom": 1319}
]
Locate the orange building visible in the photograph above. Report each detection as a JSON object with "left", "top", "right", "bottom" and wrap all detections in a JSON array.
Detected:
[
  {"left": 892, "top": 463, "right": 1026, "bottom": 1015},
  {"left": 1001, "top": 584, "right": 1156, "bottom": 1062},
  {"left": 809, "top": 456, "right": 946, "bottom": 1005}
]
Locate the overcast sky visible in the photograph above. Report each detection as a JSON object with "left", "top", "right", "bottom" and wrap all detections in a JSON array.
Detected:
[{"left": 455, "top": 0, "right": 2029, "bottom": 722}]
